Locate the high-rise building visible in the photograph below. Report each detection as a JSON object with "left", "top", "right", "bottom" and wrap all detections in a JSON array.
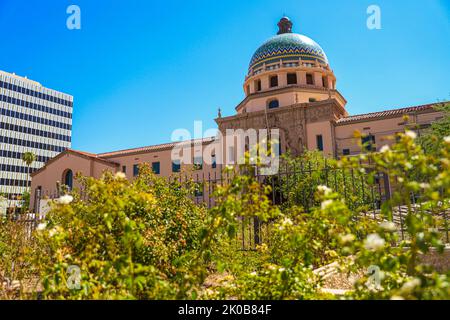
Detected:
[{"left": 0, "top": 70, "right": 73, "bottom": 210}]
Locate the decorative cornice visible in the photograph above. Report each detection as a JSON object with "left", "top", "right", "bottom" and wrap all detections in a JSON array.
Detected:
[
  {"left": 217, "top": 99, "right": 346, "bottom": 124},
  {"left": 235, "top": 86, "right": 346, "bottom": 111}
]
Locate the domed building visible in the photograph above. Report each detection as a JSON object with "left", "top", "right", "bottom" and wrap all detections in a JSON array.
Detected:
[
  {"left": 29, "top": 17, "right": 445, "bottom": 212},
  {"left": 239, "top": 16, "right": 345, "bottom": 114},
  {"left": 217, "top": 17, "right": 349, "bottom": 156},
  {"left": 215, "top": 17, "right": 444, "bottom": 157}
]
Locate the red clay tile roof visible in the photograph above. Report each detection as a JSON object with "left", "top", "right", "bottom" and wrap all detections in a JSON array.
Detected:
[
  {"left": 66, "top": 148, "right": 99, "bottom": 159},
  {"left": 30, "top": 149, "right": 119, "bottom": 177},
  {"left": 98, "top": 137, "right": 216, "bottom": 158},
  {"left": 336, "top": 103, "right": 443, "bottom": 125},
  {"left": 33, "top": 138, "right": 217, "bottom": 177},
  {"left": 65, "top": 149, "right": 119, "bottom": 164}
]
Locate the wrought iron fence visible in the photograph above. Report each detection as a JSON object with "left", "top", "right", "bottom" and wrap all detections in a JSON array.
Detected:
[
  {"left": 163, "top": 159, "right": 391, "bottom": 250},
  {"left": 170, "top": 159, "right": 448, "bottom": 250},
  {"left": 1, "top": 213, "right": 45, "bottom": 240}
]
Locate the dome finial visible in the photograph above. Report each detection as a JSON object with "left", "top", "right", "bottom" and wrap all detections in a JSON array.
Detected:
[{"left": 277, "top": 16, "right": 293, "bottom": 35}]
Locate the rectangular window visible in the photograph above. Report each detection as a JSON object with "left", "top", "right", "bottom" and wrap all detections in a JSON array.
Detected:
[
  {"left": 228, "top": 146, "right": 235, "bottom": 164},
  {"left": 152, "top": 162, "right": 160, "bottom": 174},
  {"left": 172, "top": 160, "right": 181, "bottom": 173},
  {"left": 212, "top": 154, "right": 217, "bottom": 169},
  {"left": 122, "top": 165, "right": 126, "bottom": 173},
  {"left": 287, "top": 73, "right": 297, "bottom": 85},
  {"left": 306, "top": 73, "right": 314, "bottom": 85},
  {"left": 343, "top": 149, "right": 350, "bottom": 156},
  {"left": 193, "top": 156, "right": 203, "bottom": 170},
  {"left": 361, "top": 134, "right": 376, "bottom": 152},
  {"left": 270, "top": 75, "right": 278, "bottom": 87},
  {"left": 133, "top": 164, "right": 139, "bottom": 177},
  {"left": 316, "top": 135, "right": 324, "bottom": 151},
  {"left": 255, "top": 80, "right": 262, "bottom": 91}
]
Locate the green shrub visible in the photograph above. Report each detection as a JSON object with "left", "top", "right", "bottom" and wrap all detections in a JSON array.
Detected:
[{"left": 32, "top": 165, "right": 207, "bottom": 299}]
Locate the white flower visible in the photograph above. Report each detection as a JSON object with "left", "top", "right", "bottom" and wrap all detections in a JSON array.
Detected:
[
  {"left": 115, "top": 171, "right": 126, "bottom": 179},
  {"left": 364, "top": 233, "right": 385, "bottom": 251},
  {"left": 340, "top": 233, "right": 356, "bottom": 243},
  {"left": 428, "top": 227, "right": 439, "bottom": 233},
  {"left": 321, "top": 199, "right": 333, "bottom": 210},
  {"left": 317, "top": 185, "right": 332, "bottom": 195},
  {"left": 281, "top": 217, "right": 293, "bottom": 226},
  {"left": 250, "top": 271, "right": 257, "bottom": 276},
  {"left": 379, "top": 145, "right": 390, "bottom": 153},
  {"left": 49, "top": 227, "right": 58, "bottom": 237},
  {"left": 419, "top": 183, "right": 430, "bottom": 189},
  {"left": 444, "top": 136, "right": 450, "bottom": 144},
  {"left": 278, "top": 267, "right": 286, "bottom": 272},
  {"left": 379, "top": 221, "right": 397, "bottom": 232},
  {"left": 401, "top": 278, "right": 421, "bottom": 293},
  {"left": 390, "top": 295, "right": 405, "bottom": 300},
  {"left": 405, "top": 130, "right": 417, "bottom": 139},
  {"left": 36, "top": 222, "right": 47, "bottom": 231},
  {"left": 405, "top": 162, "right": 413, "bottom": 169},
  {"left": 58, "top": 194, "right": 73, "bottom": 205}
]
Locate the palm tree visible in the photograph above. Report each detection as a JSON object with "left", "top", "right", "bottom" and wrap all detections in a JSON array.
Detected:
[
  {"left": 21, "top": 152, "right": 37, "bottom": 213},
  {"left": 22, "top": 152, "right": 37, "bottom": 190}
]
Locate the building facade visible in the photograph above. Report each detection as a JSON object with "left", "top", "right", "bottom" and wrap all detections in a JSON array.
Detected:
[
  {"left": 29, "top": 17, "right": 445, "bottom": 211},
  {"left": 0, "top": 70, "right": 73, "bottom": 210}
]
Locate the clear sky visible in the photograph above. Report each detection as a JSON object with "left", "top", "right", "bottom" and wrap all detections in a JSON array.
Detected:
[{"left": 0, "top": 0, "right": 449, "bottom": 153}]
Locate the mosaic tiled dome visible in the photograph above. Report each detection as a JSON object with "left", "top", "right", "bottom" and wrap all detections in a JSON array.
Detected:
[{"left": 248, "top": 17, "right": 328, "bottom": 73}]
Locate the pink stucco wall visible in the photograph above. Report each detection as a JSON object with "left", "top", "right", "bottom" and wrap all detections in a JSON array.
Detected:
[{"left": 30, "top": 152, "right": 118, "bottom": 209}]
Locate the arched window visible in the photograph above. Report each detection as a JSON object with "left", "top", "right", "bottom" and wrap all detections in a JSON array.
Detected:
[
  {"left": 268, "top": 99, "right": 279, "bottom": 109},
  {"left": 63, "top": 169, "right": 73, "bottom": 190}
]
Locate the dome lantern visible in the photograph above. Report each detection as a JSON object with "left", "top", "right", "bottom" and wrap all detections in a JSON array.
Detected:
[{"left": 277, "top": 16, "right": 293, "bottom": 35}]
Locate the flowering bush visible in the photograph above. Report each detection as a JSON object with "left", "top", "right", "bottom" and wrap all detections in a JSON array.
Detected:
[
  {"left": 0, "top": 217, "right": 40, "bottom": 299},
  {"left": 339, "top": 131, "right": 450, "bottom": 299},
  {"left": 202, "top": 132, "right": 449, "bottom": 300},
  {"left": 1, "top": 133, "right": 449, "bottom": 300},
  {"left": 32, "top": 165, "right": 207, "bottom": 299}
]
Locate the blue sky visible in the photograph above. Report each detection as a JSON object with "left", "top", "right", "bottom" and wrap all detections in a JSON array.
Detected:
[{"left": 0, "top": 0, "right": 449, "bottom": 153}]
